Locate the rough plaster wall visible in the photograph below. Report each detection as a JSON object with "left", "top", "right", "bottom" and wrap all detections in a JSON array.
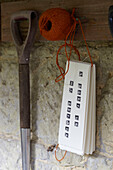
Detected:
[{"left": 0, "top": 41, "right": 113, "bottom": 170}]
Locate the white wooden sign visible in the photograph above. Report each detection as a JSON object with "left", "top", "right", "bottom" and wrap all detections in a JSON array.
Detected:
[{"left": 58, "top": 61, "right": 96, "bottom": 155}]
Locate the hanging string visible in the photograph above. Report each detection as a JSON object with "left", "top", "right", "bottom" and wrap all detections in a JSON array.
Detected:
[
  {"left": 55, "top": 8, "right": 93, "bottom": 83},
  {"left": 78, "top": 18, "right": 93, "bottom": 67},
  {"left": 55, "top": 144, "right": 67, "bottom": 162}
]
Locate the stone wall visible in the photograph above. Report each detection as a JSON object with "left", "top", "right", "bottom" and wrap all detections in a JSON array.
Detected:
[{"left": 0, "top": 41, "right": 113, "bottom": 170}]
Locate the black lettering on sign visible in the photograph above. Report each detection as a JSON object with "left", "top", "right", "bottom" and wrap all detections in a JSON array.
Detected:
[
  {"left": 69, "top": 88, "right": 73, "bottom": 93},
  {"left": 65, "top": 133, "right": 69, "bottom": 138},
  {"left": 70, "top": 81, "right": 74, "bottom": 86},
  {"left": 76, "top": 103, "right": 80, "bottom": 109},
  {"left": 66, "top": 120, "right": 70, "bottom": 125},
  {"left": 79, "top": 71, "right": 83, "bottom": 77},
  {"left": 77, "top": 96, "right": 81, "bottom": 102},
  {"left": 77, "top": 90, "right": 81, "bottom": 95},
  {"left": 74, "top": 122, "right": 79, "bottom": 127},
  {"left": 68, "top": 101, "right": 72, "bottom": 106},
  {"left": 78, "top": 83, "right": 82, "bottom": 89},
  {"left": 67, "top": 107, "right": 71, "bottom": 112},
  {"left": 75, "top": 115, "right": 79, "bottom": 120},
  {"left": 67, "top": 113, "right": 71, "bottom": 119},
  {"left": 65, "top": 126, "right": 69, "bottom": 131}
]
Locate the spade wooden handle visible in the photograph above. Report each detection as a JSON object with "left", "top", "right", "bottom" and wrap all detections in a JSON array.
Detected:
[{"left": 19, "top": 64, "right": 30, "bottom": 128}]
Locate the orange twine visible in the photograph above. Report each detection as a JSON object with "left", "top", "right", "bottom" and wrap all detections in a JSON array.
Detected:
[
  {"left": 39, "top": 8, "right": 73, "bottom": 41},
  {"left": 55, "top": 144, "right": 67, "bottom": 162}
]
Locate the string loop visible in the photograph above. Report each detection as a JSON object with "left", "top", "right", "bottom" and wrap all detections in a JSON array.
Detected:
[{"left": 55, "top": 144, "right": 67, "bottom": 162}]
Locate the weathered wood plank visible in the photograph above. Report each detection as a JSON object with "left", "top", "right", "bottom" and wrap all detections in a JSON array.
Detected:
[
  {"left": 1, "top": 0, "right": 113, "bottom": 42},
  {"left": 0, "top": 3, "right": 1, "bottom": 40},
  {"left": 0, "top": 0, "right": 25, "bottom": 2}
]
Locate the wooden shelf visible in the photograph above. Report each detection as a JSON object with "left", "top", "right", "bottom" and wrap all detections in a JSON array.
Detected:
[{"left": 1, "top": 0, "right": 113, "bottom": 42}]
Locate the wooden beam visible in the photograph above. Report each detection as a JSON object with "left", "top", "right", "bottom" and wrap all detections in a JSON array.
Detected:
[
  {"left": 0, "top": 3, "right": 1, "bottom": 40},
  {"left": 1, "top": 0, "right": 113, "bottom": 42}
]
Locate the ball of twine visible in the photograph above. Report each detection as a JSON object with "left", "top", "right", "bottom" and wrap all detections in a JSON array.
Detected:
[{"left": 39, "top": 8, "right": 73, "bottom": 41}]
